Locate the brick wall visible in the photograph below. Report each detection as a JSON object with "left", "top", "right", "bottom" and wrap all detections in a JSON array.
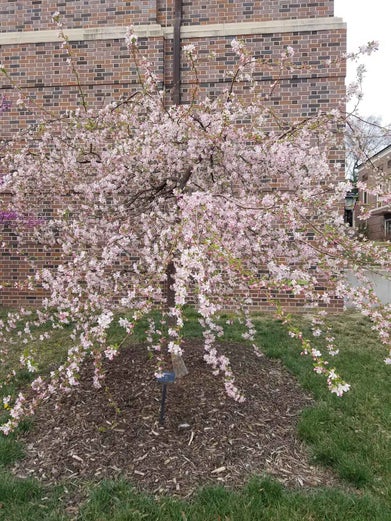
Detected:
[
  {"left": 0, "top": 0, "right": 157, "bottom": 32},
  {"left": 0, "top": 36, "right": 164, "bottom": 140},
  {"left": 159, "top": 0, "right": 334, "bottom": 26},
  {"left": 0, "top": 0, "right": 346, "bottom": 309}
]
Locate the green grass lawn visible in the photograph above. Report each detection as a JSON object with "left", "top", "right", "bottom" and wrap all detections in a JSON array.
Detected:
[{"left": 0, "top": 308, "right": 390, "bottom": 520}]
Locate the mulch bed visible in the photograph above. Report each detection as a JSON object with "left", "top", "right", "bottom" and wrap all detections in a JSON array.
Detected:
[{"left": 13, "top": 340, "right": 338, "bottom": 496}]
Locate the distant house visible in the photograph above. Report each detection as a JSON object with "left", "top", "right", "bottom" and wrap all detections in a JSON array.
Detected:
[{"left": 355, "top": 144, "right": 391, "bottom": 241}]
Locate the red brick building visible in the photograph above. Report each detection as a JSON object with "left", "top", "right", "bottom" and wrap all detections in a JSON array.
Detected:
[
  {"left": 355, "top": 144, "right": 391, "bottom": 241},
  {"left": 0, "top": 1, "right": 347, "bottom": 307}
]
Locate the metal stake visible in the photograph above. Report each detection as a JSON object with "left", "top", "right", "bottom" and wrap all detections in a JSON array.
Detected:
[{"left": 156, "top": 371, "right": 175, "bottom": 425}]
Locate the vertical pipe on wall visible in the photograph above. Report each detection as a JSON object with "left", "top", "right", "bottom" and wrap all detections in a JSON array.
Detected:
[{"left": 172, "top": 0, "right": 182, "bottom": 105}]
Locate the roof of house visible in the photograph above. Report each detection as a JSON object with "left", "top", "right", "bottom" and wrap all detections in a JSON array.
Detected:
[{"left": 357, "top": 143, "right": 391, "bottom": 171}]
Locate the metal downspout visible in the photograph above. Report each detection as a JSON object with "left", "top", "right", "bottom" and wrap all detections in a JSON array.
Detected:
[{"left": 172, "top": 0, "right": 182, "bottom": 105}]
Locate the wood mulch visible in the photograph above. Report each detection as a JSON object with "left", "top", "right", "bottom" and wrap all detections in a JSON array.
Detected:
[{"left": 13, "top": 340, "right": 339, "bottom": 497}]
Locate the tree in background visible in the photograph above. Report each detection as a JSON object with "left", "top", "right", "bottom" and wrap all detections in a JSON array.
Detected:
[
  {"left": 345, "top": 115, "right": 391, "bottom": 183},
  {"left": 344, "top": 45, "right": 391, "bottom": 183},
  {"left": 0, "top": 30, "right": 390, "bottom": 434}
]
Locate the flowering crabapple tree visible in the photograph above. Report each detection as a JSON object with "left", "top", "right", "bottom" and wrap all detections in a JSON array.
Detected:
[{"left": 0, "top": 28, "right": 390, "bottom": 434}]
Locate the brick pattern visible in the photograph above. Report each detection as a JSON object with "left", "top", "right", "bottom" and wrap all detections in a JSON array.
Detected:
[
  {"left": 0, "top": 0, "right": 335, "bottom": 31},
  {"left": 177, "top": 30, "right": 346, "bottom": 114},
  {"left": 0, "top": 0, "right": 346, "bottom": 309},
  {"left": 1, "top": 31, "right": 345, "bottom": 140},
  {"left": 157, "top": 0, "right": 334, "bottom": 26},
  {"left": 0, "top": 191, "right": 60, "bottom": 307},
  {"left": 0, "top": 37, "right": 164, "bottom": 141},
  {"left": 0, "top": 234, "right": 58, "bottom": 307},
  {"left": 0, "top": 0, "right": 157, "bottom": 32}
]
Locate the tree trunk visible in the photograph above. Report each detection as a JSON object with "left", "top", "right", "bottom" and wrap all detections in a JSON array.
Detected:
[{"left": 166, "top": 260, "right": 188, "bottom": 378}]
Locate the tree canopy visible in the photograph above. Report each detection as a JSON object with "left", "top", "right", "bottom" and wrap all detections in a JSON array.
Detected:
[{"left": 0, "top": 30, "right": 390, "bottom": 434}]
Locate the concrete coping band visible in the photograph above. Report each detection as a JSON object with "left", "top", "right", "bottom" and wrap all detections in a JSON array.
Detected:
[{"left": 0, "top": 17, "right": 346, "bottom": 46}]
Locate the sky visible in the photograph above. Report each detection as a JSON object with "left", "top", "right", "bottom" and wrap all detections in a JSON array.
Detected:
[{"left": 334, "top": 0, "right": 391, "bottom": 124}]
